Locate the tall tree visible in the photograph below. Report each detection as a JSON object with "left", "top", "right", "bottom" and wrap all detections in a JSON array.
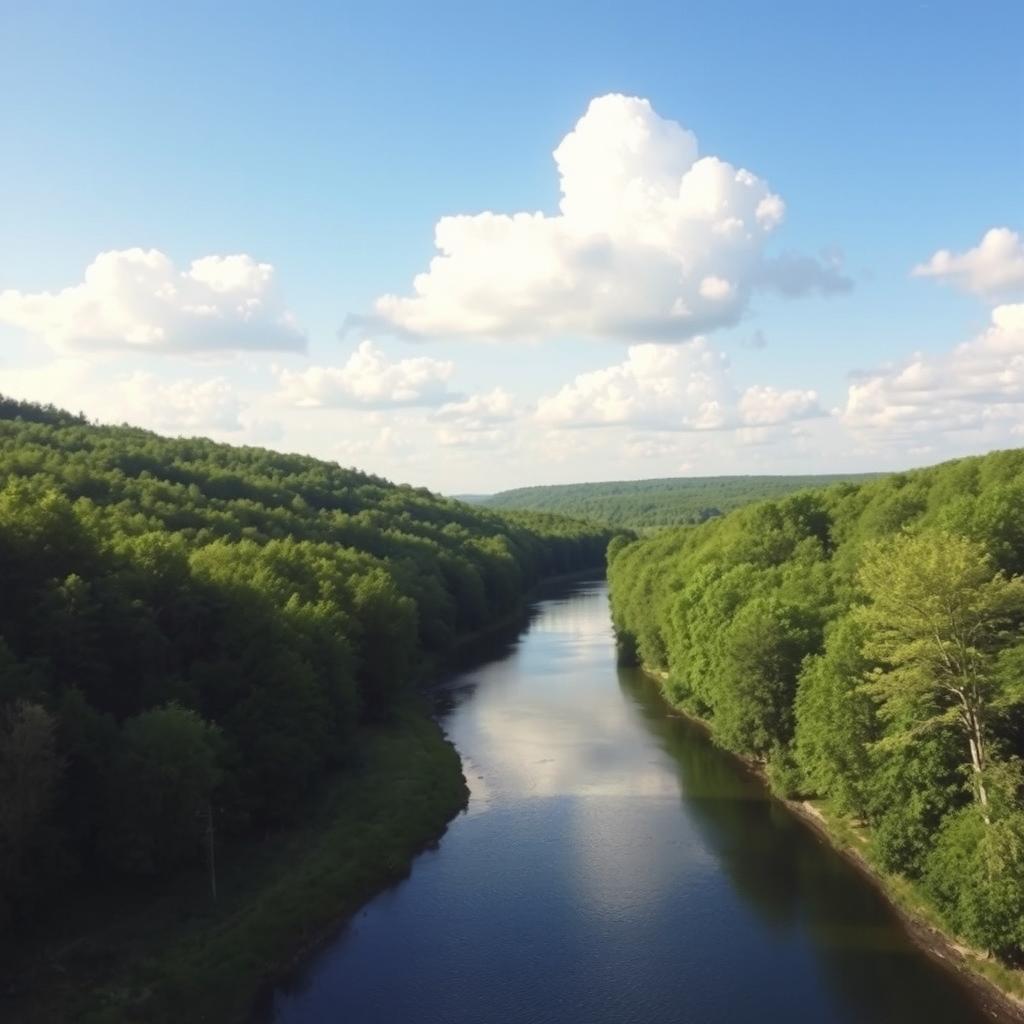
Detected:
[{"left": 857, "top": 531, "right": 1024, "bottom": 816}]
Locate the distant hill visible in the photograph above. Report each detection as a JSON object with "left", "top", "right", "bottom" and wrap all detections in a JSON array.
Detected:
[{"left": 477, "top": 474, "right": 884, "bottom": 529}]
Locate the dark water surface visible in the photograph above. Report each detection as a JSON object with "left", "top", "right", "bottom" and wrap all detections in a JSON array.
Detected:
[{"left": 270, "top": 580, "right": 991, "bottom": 1024}]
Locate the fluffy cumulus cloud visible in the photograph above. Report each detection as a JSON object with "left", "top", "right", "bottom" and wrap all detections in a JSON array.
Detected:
[
  {"left": 913, "top": 227, "right": 1024, "bottom": 300},
  {"left": 842, "top": 304, "right": 1024, "bottom": 436},
  {"left": 276, "top": 340, "right": 455, "bottom": 408},
  {"left": 738, "top": 384, "right": 822, "bottom": 426},
  {"left": 0, "top": 248, "right": 305, "bottom": 353},
  {"left": 370, "top": 94, "right": 848, "bottom": 343},
  {"left": 431, "top": 388, "right": 517, "bottom": 449},
  {"left": 0, "top": 358, "right": 247, "bottom": 433},
  {"left": 113, "top": 372, "right": 245, "bottom": 431},
  {"left": 535, "top": 340, "right": 823, "bottom": 431},
  {"left": 334, "top": 426, "right": 416, "bottom": 466},
  {"left": 432, "top": 388, "right": 515, "bottom": 428}
]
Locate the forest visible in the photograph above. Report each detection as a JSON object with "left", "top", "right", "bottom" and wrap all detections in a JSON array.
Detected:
[
  {"left": 477, "top": 473, "right": 880, "bottom": 529},
  {"left": 0, "top": 396, "right": 617, "bottom": 950},
  {"left": 608, "top": 448, "right": 1024, "bottom": 961}
]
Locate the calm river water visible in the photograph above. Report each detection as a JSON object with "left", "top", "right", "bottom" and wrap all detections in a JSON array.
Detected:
[{"left": 270, "top": 579, "right": 991, "bottom": 1024}]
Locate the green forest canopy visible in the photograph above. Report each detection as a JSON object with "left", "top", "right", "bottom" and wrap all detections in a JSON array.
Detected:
[
  {"left": 0, "top": 396, "right": 618, "bottom": 937},
  {"left": 608, "top": 448, "right": 1024, "bottom": 957},
  {"left": 475, "top": 473, "right": 882, "bottom": 529}
]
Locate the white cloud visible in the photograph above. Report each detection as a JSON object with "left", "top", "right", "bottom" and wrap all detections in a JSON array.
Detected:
[
  {"left": 114, "top": 372, "right": 244, "bottom": 431},
  {"left": 431, "top": 388, "right": 517, "bottom": 449},
  {"left": 369, "top": 94, "right": 848, "bottom": 343},
  {"left": 622, "top": 434, "right": 688, "bottom": 460},
  {"left": 0, "top": 248, "right": 305, "bottom": 353},
  {"left": 334, "top": 426, "right": 415, "bottom": 466},
  {"left": 912, "top": 227, "right": 1024, "bottom": 299},
  {"left": 276, "top": 340, "right": 455, "bottom": 408},
  {"left": 0, "top": 358, "right": 246, "bottom": 433},
  {"left": 535, "top": 340, "right": 823, "bottom": 431},
  {"left": 738, "top": 385, "right": 822, "bottom": 426},
  {"left": 432, "top": 387, "right": 515, "bottom": 427},
  {"left": 842, "top": 303, "right": 1024, "bottom": 436},
  {"left": 239, "top": 416, "right": 286, "bottom": 444},
  {"left": 536, "top": 341, "right": 729, "bottom": 428},
  {"left": 699, "top": 275, "right": 735, "bottom": 301},
  {"left": 435, "top": 426, "right": 508, "bottom": 449}
]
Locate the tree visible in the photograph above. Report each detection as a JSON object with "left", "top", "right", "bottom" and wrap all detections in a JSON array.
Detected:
[
  {"left": 924, "top": 761, "right": 1024, "bottom": 954},
  {"left": 0, "top": 702, "right": 61, "bottom": 894},
  {"left": 794, "top": 614, "right": 877, "bottom": 816},
  {"left": 866, "top": 728, "right": 964, "bottom": 875},
  {"left": 101, "top": 704, "right": 222, "bottom": 875},
  {"left": 713, "top": 596, "right": 813, "bottom": 756},
  {"left": 857, "top": 531, "right": 1024, "bottom": 816},
  {"left": 605, "top": 534, "right": 633, "bottom": 567},
  {"left": 350, "top": 569, "right": 417, "bottom": 719}
]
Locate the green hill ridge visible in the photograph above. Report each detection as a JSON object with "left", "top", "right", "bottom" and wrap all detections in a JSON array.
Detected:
[{"left": 478, "top": 473, "right": 883, "bottom": 528}]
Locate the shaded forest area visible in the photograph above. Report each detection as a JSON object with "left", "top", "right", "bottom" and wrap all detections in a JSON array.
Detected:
[
  {"left": 0, "top": 396, "right": 617, "bottom": 944},
  {"left": 609, "top": 449, "right": 1024, "bottom": 961},
  {"left": 477, "top": 473, "right": 881, "bottom": 529}
]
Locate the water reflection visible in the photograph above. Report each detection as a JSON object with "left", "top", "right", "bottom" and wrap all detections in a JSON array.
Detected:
[{"left": 269, "top": 580, "right": 992, "bottom": 1024}]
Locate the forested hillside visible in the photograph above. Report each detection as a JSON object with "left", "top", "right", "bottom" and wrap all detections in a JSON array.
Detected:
[
  {"left": 0, "top": 397, "right": 616, "bottom": 944},
  {"left": 481, "top": 473, "right": 881, "bottom": 529},
  {"left": 608, "top": 449, "right": 1024, "bottom": 959}
]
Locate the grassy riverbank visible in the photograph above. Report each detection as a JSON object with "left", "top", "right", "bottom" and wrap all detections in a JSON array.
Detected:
[{"left": 5, "top": 705, "right": 468, "bottom": 1024}]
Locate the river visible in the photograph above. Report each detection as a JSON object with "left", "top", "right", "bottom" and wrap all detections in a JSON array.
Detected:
[{"left": 269, "top": 578, "right": 993, "bottom": 1023}]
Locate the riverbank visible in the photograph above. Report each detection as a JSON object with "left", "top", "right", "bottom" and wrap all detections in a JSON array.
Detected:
[
  {"left": 640, "top": 664, "right": 1024, "bottom": 1024},
  {"left": 4, "top": 706, "right": 469, "bottom": 1024},
  {"left": 786, "top": 798, "right": 1024, "bottom": 1024}
]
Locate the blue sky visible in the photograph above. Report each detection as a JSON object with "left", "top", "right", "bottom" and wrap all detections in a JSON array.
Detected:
[{"left": 1, "top": 1, "right": 1022, "bottom": 491}]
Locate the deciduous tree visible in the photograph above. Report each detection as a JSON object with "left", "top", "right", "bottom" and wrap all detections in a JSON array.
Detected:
[{"left": 857, "top": 531, "right": 1024, "bottom": 816}]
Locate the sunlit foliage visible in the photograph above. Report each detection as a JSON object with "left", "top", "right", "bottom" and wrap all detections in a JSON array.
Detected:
[{"left": 609, "top": 450, "right": 1024, "bottom": 955}]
